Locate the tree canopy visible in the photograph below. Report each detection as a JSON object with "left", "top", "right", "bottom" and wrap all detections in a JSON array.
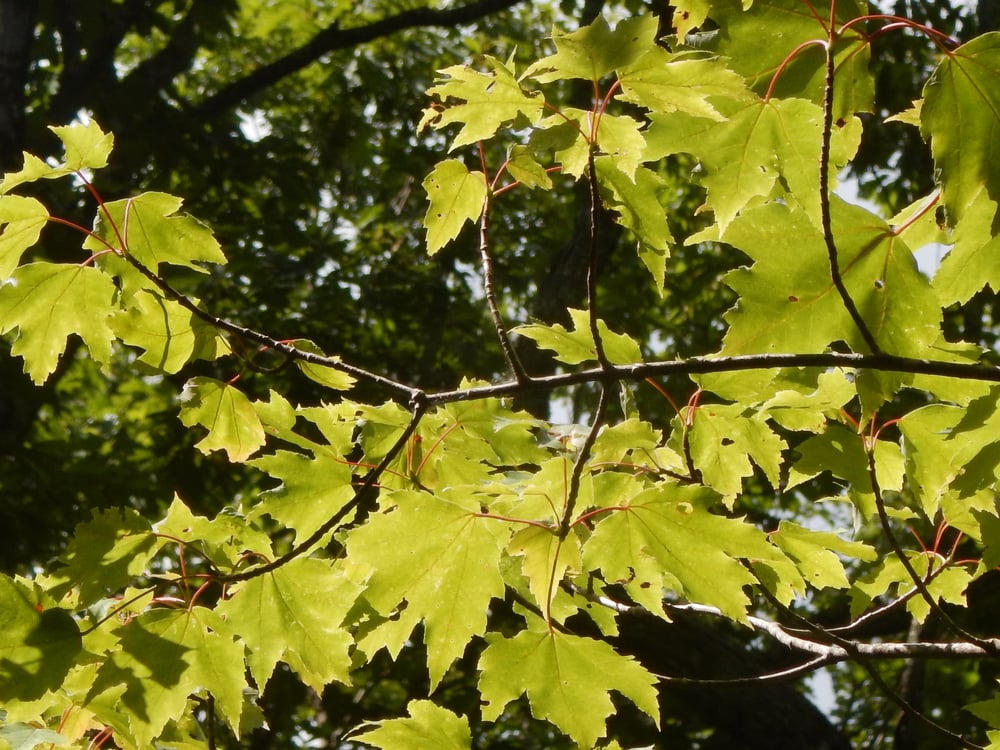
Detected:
[{"left": 3, "top": 1, "right": 1000, "bottom": 748}]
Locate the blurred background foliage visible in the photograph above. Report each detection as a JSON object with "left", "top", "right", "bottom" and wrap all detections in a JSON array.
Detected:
[{"left": 1, "top": 1, "right": 998, "bottom": 747}]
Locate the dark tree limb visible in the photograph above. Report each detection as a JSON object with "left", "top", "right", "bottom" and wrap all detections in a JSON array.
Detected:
[{"left": 191, "top": 0, "right": 527, "bottom": 119}]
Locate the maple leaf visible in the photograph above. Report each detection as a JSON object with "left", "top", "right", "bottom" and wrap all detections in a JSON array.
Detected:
[
  {"left": 505, "top": 145, "right": 553, "bottom": 190},
  {"left": 111, "top": 290, "right": 221, "bottom": 373},
  {"left": 48, "top": 508, "right": 161, "bottom": 606},
  {"left": 351, "top": 700, "right": 472, "bottom": 750},
  {"left": 694, "top": 0, "right": 873, "bottom": 119},
  {"left": 921, "top": 33, "right": 1000, "bottom": 224},
  {"left": 618, "top": 48, "right": 752, "bottom": 122},
  {"left": 707, "top": 199, "right": 941, "bottom": 358},
  {"left": 478, "top": 627, "right": 659, "bottom": 747},
  {"left": 785, "top": 423, "right": 904, "bottom": 519},
  {"left": 932, "top": 191, "right": 1000, "bottom": 305},
  {"left": 154, "top": 495, "right": 274, "bottom": 569},
  {"left": 84, "top": 192, "right": 226, "bottom": 273},
  {"left": 286, "top": 338, "right": 357, "bottom": 391},
  {"left": 508, "top": 525, "right": 582, "bottom": 620},
  {"left": 216, "top": 558, "right": 360, "bottom": 692},
  {"left": 422, "top": 159, "right": 487, "bottom": 255},
  {"left": 770, "top": 521, "right": 876, "bottom": 591},
  {"left": 0, "top": 262, "right": 117, "bottom": 384},
  {"left": 582, "top": 483, "right": 787, "bottom": 620},
  {"left": 88, "top": 607, "right": 245, "bottom": 745},
  {"left": 50, "top": 121, "right": 115, "bottom": 172},
  {"left": 0, "top": 195, "right": 48, "bottom": 279},
  {"left": 178, "top": 377, "right": 267, "bottom": 462},
  {"left": 525, "top": 15, "right": 655, "bottom": 83},
  {"left": 682, "top": 402, "right": 786, "bottom": 502},
  {"left": 419, "top": 56, "right": 543, "bottom": 150},
  {"left": 595, "top": 158, "right": 673, "bottom": 293},
  {"left": 0, "top": 121, "right": 114, "bottom": 194},
  {"left": 348, "top": 490, "right": 506, "bottom": 689},
  {"left": 515, "top": 308, "right": 643, "bottom": 365},
  {"left": 0, "top": 575, "right": 81, "bottom": 702},
  {"left": 247, "top": 449, "right": 356, "bottom": 543},
  {"left": 647, "top": 96, "right": 859, "bottom": 230}
]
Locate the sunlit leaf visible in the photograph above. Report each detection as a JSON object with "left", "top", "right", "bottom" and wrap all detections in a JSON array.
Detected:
[
  {"left": 479, "top": 627, "right": 658, "bottom": 747},
  {"left": 0, "top": 262, "right": 117, "bottom": 384},
  {"left": 178, "top": 377, "right": 267, "bottom": 462},
  {"left": 422, "top": 159, "right": 487, "bottom": 255}
]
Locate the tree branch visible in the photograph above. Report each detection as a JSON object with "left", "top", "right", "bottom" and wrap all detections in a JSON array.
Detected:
[
  {"left": 191, "top": 0, "right": 527, "bottom": 119},
  {"left": 221, "top": 394, "right": 428, "bottom": 583}
]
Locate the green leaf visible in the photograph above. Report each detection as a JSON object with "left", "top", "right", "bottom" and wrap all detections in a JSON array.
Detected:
[
  {"left": 932, "top": 191, "right": 1000, "bottom": 305},
  {"left": 0, "top": 195, "right": 48, "bottom": 279},
  {"left": 247, "top": 449, "right": 355, "bottom": 543},
  {"left": 111, "top": 290, "right": 222, "bottom": 373},
  {"left": 760, "top": 369, "right": 856, "bottom": 433},
  {"left": 0, "top": 723, "right": 71, "bottom": 749},
  {"left": 851, "top": 554, "right": 970, "bottom": 622},
  {"left": 89, "top": 607, "right": 245, "bottom": 745},
  {"left": 0, "top": 262, "right": 117, "bottom": 384},
  {"left": 786, "top": 424, "right": 904, "bottom": 519},
  {"left": 515, "top": 308, "right": 643, "bottom": 365},
  {"left": 0, "top": 122, "right": 114, "bottom": 194},
  {"left": 420, "top": 56, "right": 543, "bottom": 150},
  {"left": 421, "top": 159, "right": 487, "bottom": 255},
  {"left": 711, "top": 200, "right": 940, "bottom": 358},
  {"left": 178, "top": 377, "right": 267, "bottom": 462},
  {"left": 696, "top": 0, "right": 872, "bottom": 119},
  {"left": 154, "top": 495, "right": 274, "bottom": 570},
  {"left": 594, "top": 158, "right": 673, "bottom": 294},
  {"left": 50, "top": 121, "right": 114, "bottom": 172},
  {"left": 618, "top": 48, "right": 751, "bottom": 122},
  {"left": 683, "top": 403, "right": 786, "bottom": 501},
  {"left": 216, "top": 558, "right": 360, "bottom": 692},
  {"left": 84, "top": 192, "right": 226, "bottom": 273},
  {"left": 921, "top": 33, "right": 1000, "bottom": 224},
  {"left": 770, "top": 521, "right": 876, "bottom": 590},
  {"left": 898, "top": 404, "right": 984, "bottom": 518},
  {"left": 351, "top": 700, "right": 472, "bottom": 750},
  {"left": 478, "top": 628, "right": 658, "bottom": 747},
  {"left": 647, "top": 96, "right": 855, "bottom": 230},
  {"left": 525, "top": 15, "right": 656, "bottom": 83},
  {"left": 287, "top": 338, "right": 357, "bottom": 391},
  {"left": 671, "top": 0, "right": 710, "bottom": 37},
  {"left": 508, "top": 525, "right": 581, "bottom": 620},
  {"left": 0, "top": 575, "right": 81, "bottom": 702},
  {"left": 348, "top": 490, "right": 506, "bottom": 689},
  {"left": 505, "top": 145, "right": 553, "bottom": 190},
  {"left": 48, "top": 508, "right": 160, "bottom": 606},
  {"left": 582, "top": 483, "right": 785, "bottom": 621}
]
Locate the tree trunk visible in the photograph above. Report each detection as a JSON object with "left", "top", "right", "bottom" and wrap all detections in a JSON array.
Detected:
[{"left": 0, "top": 0, "right": 37, "bottom": 170}]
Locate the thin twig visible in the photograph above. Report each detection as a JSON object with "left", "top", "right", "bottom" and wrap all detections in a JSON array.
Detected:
[
  {"left": 585, "top": 146, "right": 611, "bottom": 370},
  {"left": 819, "top": 37, "right": 881, "bottom": 354},
  {"left": 866, "top": 447, "right": 998, "bottom": 655},
  {"left": 121, "top": 251, "right": 420, "bottom": 400},
  {"left": 478, "top": 190, "right": 529, "bottom": 382},
  {"left": 220, "top": 396, "right": 428, "bottom": 583},
  {"left": 559, "top": 384, "right": 609, "bottom": 537}
]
